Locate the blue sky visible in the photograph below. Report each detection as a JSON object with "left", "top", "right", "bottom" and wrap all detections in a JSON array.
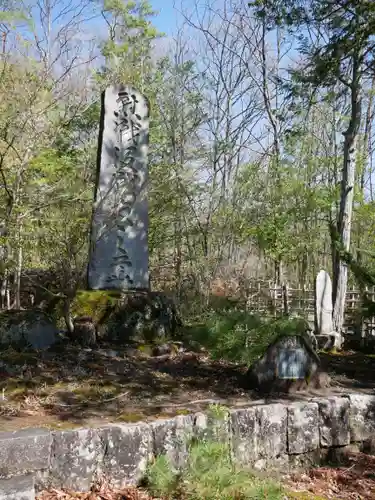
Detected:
[{"left": 151, "top": 0, "right": 179, "bottom": 35}]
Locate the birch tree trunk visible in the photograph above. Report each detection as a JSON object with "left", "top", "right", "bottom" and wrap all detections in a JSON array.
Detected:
[{"left": 332, "top": 60, "right": 362, "bottom": 336}]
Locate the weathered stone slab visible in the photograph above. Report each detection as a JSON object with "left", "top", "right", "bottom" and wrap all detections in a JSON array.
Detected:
[
  {"left": 319, "top": 397, "right": 350, "bottom": 447},
  {"left": 315, "top": 270, "right": 334, "bottom": 335},
  {"left": 194, "top": 407, "right": 230, "bottom": 444},
  {"left": 88, "top": 85, "right": 150, "bottom": 291},
  {"left": 287, "top": 402, "right": 319, "bottom": 454},
  {"left": 230, "top": 407, "right": 258, "bottom": 465},
  {"left": 253, "top": 454, "right": 289, "bottom": 472},
  {"left": 245, "top": 334, "right": 325, "bottom": 393},
  {"left": 0, "top": 428, "right": 51, "bottom": 476},
  {"left": 288, "top": 449, "right": 323, "bottom": 471},
  {"left": 0, "top": 311, "right": 58, "bottom": 350},
  {"left": 49, "top": 428, "right": 102, "bottom": 491},
  {"left": 151, "top": 415, "right": 194, "bottom": 468},
  {"left": 100, "top": 423, "right": 152, "bottom": 487},
  {"left": 349, "top": 394, "right": 375, "bottom": 442},
  {"left": 0, "top": 475, "right": 35, "bottom": 500},
  {"left": 257, "top": 403, "right": 287, "bottom": 459}
]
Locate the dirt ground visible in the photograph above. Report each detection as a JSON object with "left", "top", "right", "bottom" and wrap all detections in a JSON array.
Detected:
[
  {"left": 1, "top": 343, "right": 375, "bottom": 431},
  {"left": 285, "top": 451, "right": 375, "bottom": 499},
  {"left": 2, "top": 344, "right": 375, "bottom": 499},
  {"left": 0, "top": 343, "right": 252, "bottom": 431}
]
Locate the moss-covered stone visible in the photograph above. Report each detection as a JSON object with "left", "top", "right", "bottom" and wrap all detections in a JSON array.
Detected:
[
  {"left": 71, "top": 290, "right": 121, "bottom": 322},
  {"left": 71, "top": 290, "right": 182, "bottom": 345},
  {"left": 0, "top": 310, "right": 58, "bottom": 350}
]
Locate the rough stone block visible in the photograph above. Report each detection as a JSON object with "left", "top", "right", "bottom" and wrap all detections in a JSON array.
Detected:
[
  {"left": 245, "top": 334, "right": 322, "bottom": 393},
  {"left": 100, "top": 423, "right": 152, "bottom": 487},
  {"left": 349, "top": 394, "right": 375, "bottom": 442},
  {"left": 194, "top": 409, "right": 230, "bottom": 444},
  {"left": 0, "top": 310, "right": 58, "bottom": 350},
  {"left": 319, "top": 397, "right": 350, "bottom": 447},
  {"left": 230, "top": 406, "right": 258, "bottom": 465},
  {"left": 0, "top": 475, "right": 35, "bottom": 500},
  {"left": 288, "top": 449, "right": 323, "bottom": 471},
  {"left": 0, "top": 429, "right": 51, "bottom": 476},
  {"left": 287, "top": 402, "right": 319, "bottom": 454},
  {"left": 257, "top": 403, "right": 287, "bottom": 459},
  {"left": 151, "top": 415, "right": 194, "bottom": 468},
  {"left": 253, "top": 455, "right": 289, "bottom": 472},
  {"left": 49, "top": 428, "right": 102, "bottom": 491}
]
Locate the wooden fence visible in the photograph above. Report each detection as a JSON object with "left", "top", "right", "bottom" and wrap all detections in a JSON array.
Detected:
[{"left": 244, "top": 283, "right": 375, "bottom": 337}]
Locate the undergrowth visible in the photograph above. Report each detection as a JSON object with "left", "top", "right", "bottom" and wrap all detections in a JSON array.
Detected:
[
  {"left": 187, "top": 309, "right": 309, "bottom": 365},
  {"left": 146, "top": 440, "right": 284, "bottom": 500}
]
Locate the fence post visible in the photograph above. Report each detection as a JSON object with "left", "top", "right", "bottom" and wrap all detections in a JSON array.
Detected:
[{"left": 282, "top": 282, "right": 289, "bottom": 316}]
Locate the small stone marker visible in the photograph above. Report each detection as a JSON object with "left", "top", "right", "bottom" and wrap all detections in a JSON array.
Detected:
[
  {"left": 315, "top": 270, "right": 343, "bottom": 349},
  {"left": 315, "top": 270, "right": 334, "bottom": 335},
  {"left": 244, "top": 335, "right": 329, "bottom": 393},
  {"left": 88, "top": 85, "right": 150, "bottom": 291}
]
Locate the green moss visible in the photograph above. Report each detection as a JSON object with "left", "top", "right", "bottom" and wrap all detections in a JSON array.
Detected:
[
  {"left": 175, "top": 408, "right": 191, "bottom": 416},
  {"left": 116, "top": 411, "right": 145, "bottom": 423},
  {"left": 137, "top": 343, "right": 153, "bottom": 355},
  {"left": 71, "top": 290, "right": 121, "bottom": 322}
]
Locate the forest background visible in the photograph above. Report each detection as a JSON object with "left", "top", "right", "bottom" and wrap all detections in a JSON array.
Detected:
[{"left": 1, "top": 0, "right": 375, "bottom": 334}]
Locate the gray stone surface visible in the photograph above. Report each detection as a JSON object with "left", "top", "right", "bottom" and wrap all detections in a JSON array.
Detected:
[
  {"left": 288, "top": 449, "right": 323, "bottom": 471},
  {"left": 3, "top": 393, "right": 375, "bottom": 491},
  {"left": 315, "top": 270, "right": 333, "bottom": 335},
  {"left": 0, "top": 311, "right": 58, "bottom": 350},
  {"left": 0, "top": 475, "right": 35, "bottom": 500},
  {"left": 100, "top": 423, "right": 152, "bottom": 487},
  {"left": 230, "top": 406, "right": 258, "bottom": 465},
  {"left": 88, "top": 85, "right": 150, "bottom": 291},
  {"left": 319, "top": 397, "right": 350, "bottom": 447},
  {"left": 151, "top": 415, "right": 194, "bottom": 468},
  {"left": 288, "top": 402, "right": 319, "bottom": 454},
  {"left": 257, "top": 403, "right": 287, "bottom": 459},
  {"left": 49, "top": 428, "right": 102, "bottom": 491},
  {"left": 253, "top": 455, "right": 289, "bottom": 472},
  {"left": 349, "top": 394, "right": 375, "bottom": 442},
  {"left": 194, "top": 408, "right": 230, "bottom": 444},
  {"left": 101, "top": 291, "right": 182, "bottom": 344},
  {"left": 231, "top": 404, "right": 287, "bottom": 466},
  {"left": 0, "top": 428, "right": 51, "bottom": 476},
  {"left": 245, "top": 334, "right": 322, "bottom": 393}
]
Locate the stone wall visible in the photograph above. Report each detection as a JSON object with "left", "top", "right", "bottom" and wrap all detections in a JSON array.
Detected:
[{"left": 1, "top": 393, "right": 375, "bottom": 498}]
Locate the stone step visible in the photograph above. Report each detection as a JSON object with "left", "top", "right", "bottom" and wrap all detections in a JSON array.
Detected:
[{"left": 0, "top": 475, "right": 35, "bottom": 500}]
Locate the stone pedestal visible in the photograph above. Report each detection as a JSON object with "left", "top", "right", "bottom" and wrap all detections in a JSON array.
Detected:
[{"left": 244, "top": 334, "right": 329, "bottom": 393}]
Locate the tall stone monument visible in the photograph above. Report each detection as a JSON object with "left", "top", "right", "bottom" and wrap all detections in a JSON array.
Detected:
[
  {"left": 315, "top": 270, "right": 334, "bottom": 335},
  {"left": 88, "top": 85, "right": 150, "bottom": 291}
]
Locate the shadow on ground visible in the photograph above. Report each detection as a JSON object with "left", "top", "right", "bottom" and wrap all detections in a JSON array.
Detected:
[
  {"left": 1, "top": 346, "right": 375, "bottom": 431},
  {"left": 0, "top": 343, "right": 250, "bottom": 429},
  {"left": 320, "top": 351, "right": 375, "bottom": 391}
]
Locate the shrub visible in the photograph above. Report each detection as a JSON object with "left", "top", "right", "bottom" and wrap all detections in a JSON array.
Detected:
[
  {"left": 188, "top": 310, "right": 308, "bottom": 365},
  {"left": 146, "top": 440, "right": 284, "bottom": 500}
]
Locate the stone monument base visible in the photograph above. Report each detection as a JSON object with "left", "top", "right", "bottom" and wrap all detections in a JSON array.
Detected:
[
  {"left": 71, "top": 290, "right": 182, "bottom": 345},
  {"left": 246, "top": 371, "right": 331, "bottom": 394},
  {"left": 244, "top": 334, "right": 330, "bottom": 394}
]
